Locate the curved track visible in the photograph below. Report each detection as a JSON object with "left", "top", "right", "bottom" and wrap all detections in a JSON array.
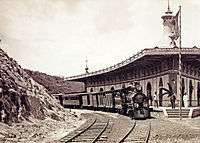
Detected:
[
  {"left": 119, "top": 121, "right": 151, "bottom": 143},
  {"left": 60, "top": 114, "right": 111, "bottom": 143}
]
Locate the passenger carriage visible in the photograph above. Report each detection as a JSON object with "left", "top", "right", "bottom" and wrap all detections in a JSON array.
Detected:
[{"left": 56, "top": 87, "right": 150, "bottom": 119}]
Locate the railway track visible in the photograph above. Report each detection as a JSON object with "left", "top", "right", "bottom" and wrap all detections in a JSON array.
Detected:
[
  {"left": 119, "top": 120, "right": 151, "bottom": 143},
  {"left": 60, "top": 113, "right": 112, "bottom": 143},
  {"left": 95, "top": 118, "right": 114, "bottom": 143}
]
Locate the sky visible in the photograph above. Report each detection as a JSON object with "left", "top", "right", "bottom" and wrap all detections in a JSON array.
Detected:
[{"left": 0, "top": 0, "right": 200, "bottom": 77}]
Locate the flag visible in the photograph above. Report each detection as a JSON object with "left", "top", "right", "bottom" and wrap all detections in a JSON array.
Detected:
[{"left": 173, "top": 8, "right": 181, "bottom": 40}]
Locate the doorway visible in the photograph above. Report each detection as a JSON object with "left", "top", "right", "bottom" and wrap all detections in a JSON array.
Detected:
[
  {"left": 181, "top": 78, "right": 185, "bottom": 107},
  {"left": 147, "top": 82, "right": 152, "bottom": 106},
  {"left": 159, "top": 78, "right": 163, "bottom": 106},
  {"left": 197, "top": 82, "right": 200, "bottom": 106},
  {"left": 189, "top": 80, "right": 193, "bottom": 106}
]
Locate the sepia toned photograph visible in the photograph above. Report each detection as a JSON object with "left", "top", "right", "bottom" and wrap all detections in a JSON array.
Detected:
[{"left": 0, "top": 0, "right": 200, "bottom": 142}]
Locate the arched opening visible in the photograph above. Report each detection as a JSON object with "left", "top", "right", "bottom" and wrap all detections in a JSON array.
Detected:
[
  {"left": 89, "top": 88, "right": 93, "bottom": 107},
  {"left": 181, "top": 78, "right": 185, "bottom": 107},
  {"left": 159, "top": 78, "right": 163, "bottom": 87},
  {"left": 189, "top": 80, "right": 193, "bottom": 106},
  {"left": 100, "top": 88, "right": 104, "bottom": 92},
  {"left": 87, "top": 94, "right": 90, "bottom": 105},
  {"left": 99, "top": 88, "right": 104, "bottom": 105},
  {"left": 122, "top": 83, "right": 126, "bottom": 89},
  {"left": 90, "top": 88, "right": 93, "bottom": 92},
  {"left": 197, "top": 82, "right": 200, "bottom": 106},
  {"left": 147, "top": 82, "right": 152, "bottom": 106},
  {"left": 111, "top": 86, "right": 115, "bottom": 109},
  {"left": 159, "top": 78, "right": 163, "bottom": 106}
]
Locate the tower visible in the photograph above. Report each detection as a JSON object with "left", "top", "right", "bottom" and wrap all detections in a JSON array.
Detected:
[{"left": 161, "top": 0, "right": 176, "bottom": 48}]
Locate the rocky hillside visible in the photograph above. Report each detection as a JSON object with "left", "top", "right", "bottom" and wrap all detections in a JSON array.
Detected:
[
  {"left": 0, "top": 48, "right": 73, "bottom": 124},
  {"left": 24, "top": 69, "right": 84, "bottom": 94}
]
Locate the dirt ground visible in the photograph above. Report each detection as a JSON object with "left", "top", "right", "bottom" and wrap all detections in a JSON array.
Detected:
[
  {"left": 0, "top": 110, "right": 85, "bottom": 143},
  {"left": 0, "top": 109, "right": 200, "bottom": 143},
  {"left": 149, "top": 112, "right": 200, "bottom": 143}
]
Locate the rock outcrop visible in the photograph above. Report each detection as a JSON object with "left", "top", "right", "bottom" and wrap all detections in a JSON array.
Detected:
[{"left": 0, "top": 48, "right": 69, "bottom": 124}]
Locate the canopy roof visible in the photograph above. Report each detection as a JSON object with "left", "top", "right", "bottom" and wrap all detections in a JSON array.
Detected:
[{"left": 66, "top": 47, "right": 200, "bottom": 81}]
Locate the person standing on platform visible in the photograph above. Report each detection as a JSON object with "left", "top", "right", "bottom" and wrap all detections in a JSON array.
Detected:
[
  {"left": 183, "top": 92, "right": 189, "bottom": 108},
  {"left": 153, "top": 92, "right": 159, "bottom": 108},
  {"left": 170, "top": 93, "right": 176, "bottom": 109}
]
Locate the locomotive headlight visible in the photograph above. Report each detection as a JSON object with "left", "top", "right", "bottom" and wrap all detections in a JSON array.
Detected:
[{"left": 134, "top": 103, "right": 139, "bottom": 108}]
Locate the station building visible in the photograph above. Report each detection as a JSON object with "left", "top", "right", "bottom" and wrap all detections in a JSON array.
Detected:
[{"left": 66, "top": 5, "right": 200, "bottom": 108}]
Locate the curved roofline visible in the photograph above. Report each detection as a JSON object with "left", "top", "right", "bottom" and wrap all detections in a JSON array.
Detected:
[{"left": 65, "top": 47, "right": 200, "bottom": 81}]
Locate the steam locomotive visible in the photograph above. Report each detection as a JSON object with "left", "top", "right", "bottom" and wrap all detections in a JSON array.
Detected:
[
  {"left": 54, "top": 84, "right": 150, "bottom": 119},
  {"left": 127, "top": 91, "right": 150, "bottom": 119}
]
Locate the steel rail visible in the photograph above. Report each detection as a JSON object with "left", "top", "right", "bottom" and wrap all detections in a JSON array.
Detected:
[
  {"left": 118, "top": 121, "right": 151, "bottom": 143},
  {"left": 63, "top": 118, "right": 97, "bottom": 143},
  {"left": 145, "top": 122, "right": 151, "bottom": 143},
  {"left": 91, "top": 119, "right": 110, "bottom": 143},
  {"left": 118, "top": 121, "right": 136, "bottom": 143}
]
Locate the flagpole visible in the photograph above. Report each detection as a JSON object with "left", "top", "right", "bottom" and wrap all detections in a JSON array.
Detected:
[{"left": 178, "top": 5, "right": 182, "bottom": 120}]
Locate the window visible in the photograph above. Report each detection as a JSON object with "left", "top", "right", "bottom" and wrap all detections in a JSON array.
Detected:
[{"left": 90, "top": 88, "right": 93, "bottom": 92}]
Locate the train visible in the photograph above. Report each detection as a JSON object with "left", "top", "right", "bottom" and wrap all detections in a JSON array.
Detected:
[{"left": 54, "top": 85, "right": 151, "bottom": 119}]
